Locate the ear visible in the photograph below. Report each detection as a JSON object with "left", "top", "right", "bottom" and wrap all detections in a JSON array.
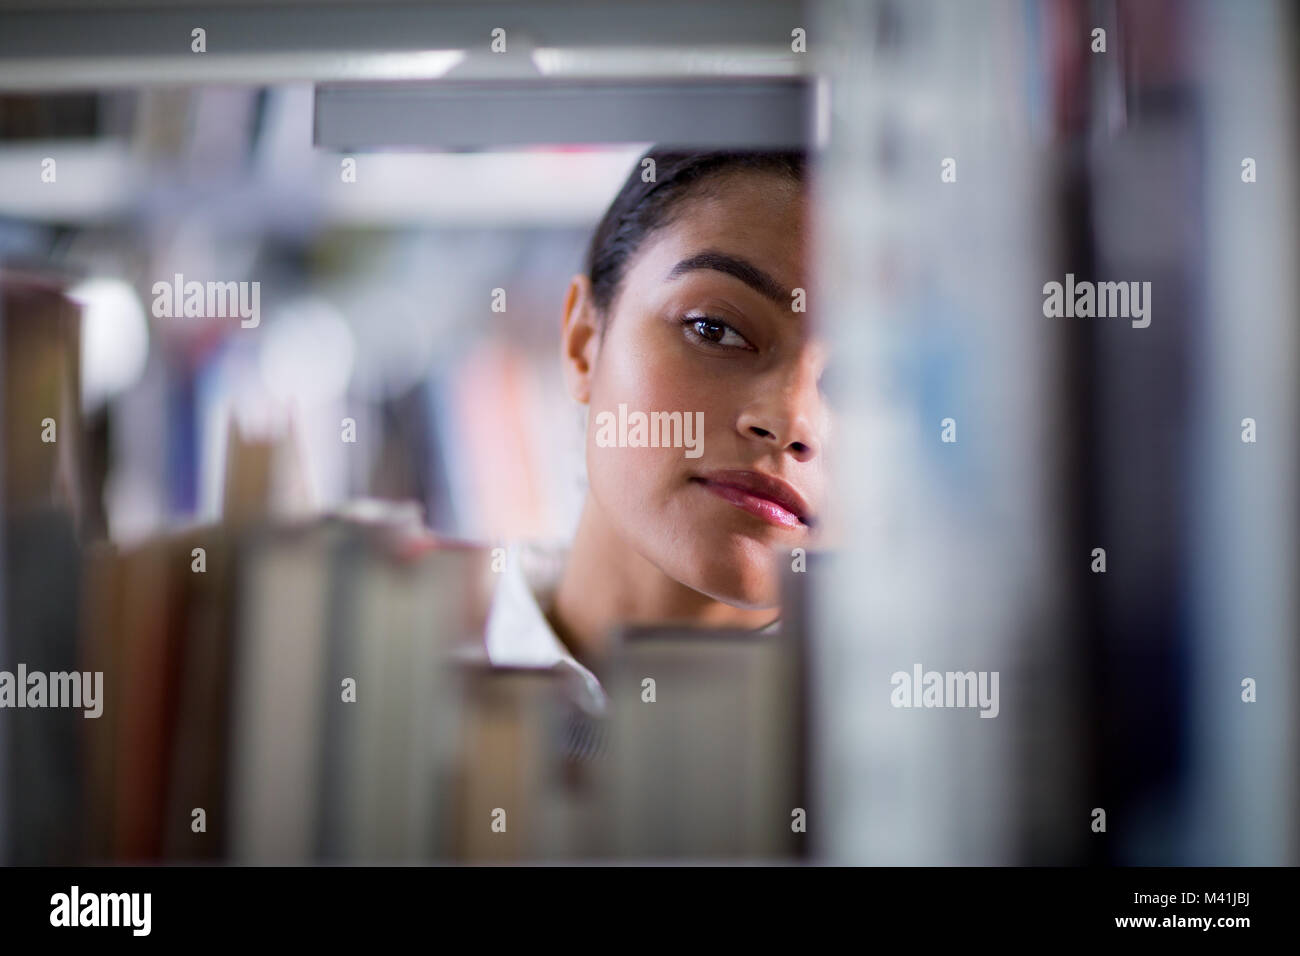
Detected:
[{"left": 560, "top": 273, "right": 601, "bottom": 404}]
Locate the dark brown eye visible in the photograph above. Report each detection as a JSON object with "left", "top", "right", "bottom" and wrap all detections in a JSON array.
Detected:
[
  {"left": 694, "top": 318, "right": 726, "bottom": 342},
  {"left": 681, "top": 315, "right": 754, "bottom": 350}
]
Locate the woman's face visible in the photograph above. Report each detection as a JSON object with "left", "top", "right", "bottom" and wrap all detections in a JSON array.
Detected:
[{"left": 569, "top": 170, "right": 828, "bottom": 609}]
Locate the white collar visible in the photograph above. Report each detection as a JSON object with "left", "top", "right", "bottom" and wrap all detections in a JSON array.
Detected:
[
  {"left": 483, "top": 544, "right": 783, "bottom": 714},
  {"left": 483, "top": 543, "right": 608, "bottom": 716}
]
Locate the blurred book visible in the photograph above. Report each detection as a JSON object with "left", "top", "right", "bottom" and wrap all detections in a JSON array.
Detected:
[
  {"left": 221, "top": 417, "right": 315, "bottom": 525},
  {"left": 318, "top": 529, "right": 487, "bottom": 862},
  {"left": 0, "top": 268, "right": 85, "bottom": 526},
  {"left": 3, "top": 506, "right": 83, "bottom": 865},
  {"left": 447, "top": 664, "right": 571, "bottom": 862},
  {"left": 59, "top": 487, "right": 497, "bottom": 864},
  {"left": 596, "top": 622, "right": 807, "bottom": 861},
  {"left": 161, "top": 526, "right": 237, "bottom": 860},
  {"left": 226, "top": 519, "right": 342, "bottom": 863}
]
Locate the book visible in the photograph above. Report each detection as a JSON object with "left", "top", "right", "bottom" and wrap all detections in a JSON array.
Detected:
[
  {"left": 2, "top": 506, "right": 84, "bottom": 864},
  {"left": 447, "top": 664, "right": 570, "bottom": 862},
  {"left": 597, "top": 623, "right": 805, "bottom": 860},
  {"left": 226, "top": 519, "right": 341, "bottom": 863},
  {"left": 161, "top": 525, "right": 238, "bottom": 860},
  {"left": 110, "top": 534, "right": 189, "bottom": 860}
]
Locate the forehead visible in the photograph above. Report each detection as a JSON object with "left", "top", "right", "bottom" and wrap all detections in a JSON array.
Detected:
[{"left": 627, "top": 172, "right": 809, "bottom": 292}]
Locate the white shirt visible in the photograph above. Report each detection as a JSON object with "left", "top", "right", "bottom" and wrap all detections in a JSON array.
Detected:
[{"left": 483, "top": 542, "right": 609, "bottom": 716}]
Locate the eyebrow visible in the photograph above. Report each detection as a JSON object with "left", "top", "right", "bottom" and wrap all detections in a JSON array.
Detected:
[{"left": 665, "top": 250, "right": 792, "bottom": 305}]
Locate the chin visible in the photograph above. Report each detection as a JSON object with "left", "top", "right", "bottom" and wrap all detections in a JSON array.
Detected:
[{"left": 678, "top": 538, "right": 782, "bottom": 610}]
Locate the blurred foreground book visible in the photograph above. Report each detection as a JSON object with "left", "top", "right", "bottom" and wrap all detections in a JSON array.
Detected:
[
  {"left": 33, "top": 519, "right": 814, "bottom": 863},
  {"left": 1, "top": 269, "right": 87, "bottom": 864}
]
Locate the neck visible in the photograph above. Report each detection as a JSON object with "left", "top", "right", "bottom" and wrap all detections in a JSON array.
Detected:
[{"left": 549, "top": 497, "right": 776, "bottom": 665}]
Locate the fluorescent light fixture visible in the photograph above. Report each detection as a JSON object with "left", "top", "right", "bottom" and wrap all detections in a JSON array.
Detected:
[
  {"left": 0, "top": 142, "right": 136, "bottom": 221},
  {"left": 530, "top": 45, "right": 806, "bottom": 78},
  {"left": 0, "top": 50, "right": 466, "bottom": 91},
  {"left": 319, "top": 146, "right": 651, "bottom": 226}
]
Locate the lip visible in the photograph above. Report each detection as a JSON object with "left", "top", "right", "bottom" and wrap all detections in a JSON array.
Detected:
[{"left": 691, "top": 469, "right": 814, "bottom": 530}]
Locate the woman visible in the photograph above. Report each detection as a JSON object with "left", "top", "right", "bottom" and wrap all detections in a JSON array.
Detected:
[{"left": 484, "top": 148, "right": 828, "bottom": 715}]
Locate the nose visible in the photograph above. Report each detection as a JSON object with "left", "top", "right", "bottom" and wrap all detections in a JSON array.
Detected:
[{"left": 735, "top": 344, "right": 826, "bottom": 463}]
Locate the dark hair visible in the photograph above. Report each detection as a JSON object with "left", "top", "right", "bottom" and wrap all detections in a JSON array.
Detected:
[{"left": 584, "top": 148, "right": 807, "bottom": 322}]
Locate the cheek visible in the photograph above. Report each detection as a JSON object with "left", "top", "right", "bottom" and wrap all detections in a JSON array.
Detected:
[
  {"left": 585, "top": 330, "right": 702, "bottom": 494},
  {"left": 595, "top": 321, "right": 684, "bottom": 405},
  {"left": 593, "top": 325, "right": 726, "bottom": 433}
]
